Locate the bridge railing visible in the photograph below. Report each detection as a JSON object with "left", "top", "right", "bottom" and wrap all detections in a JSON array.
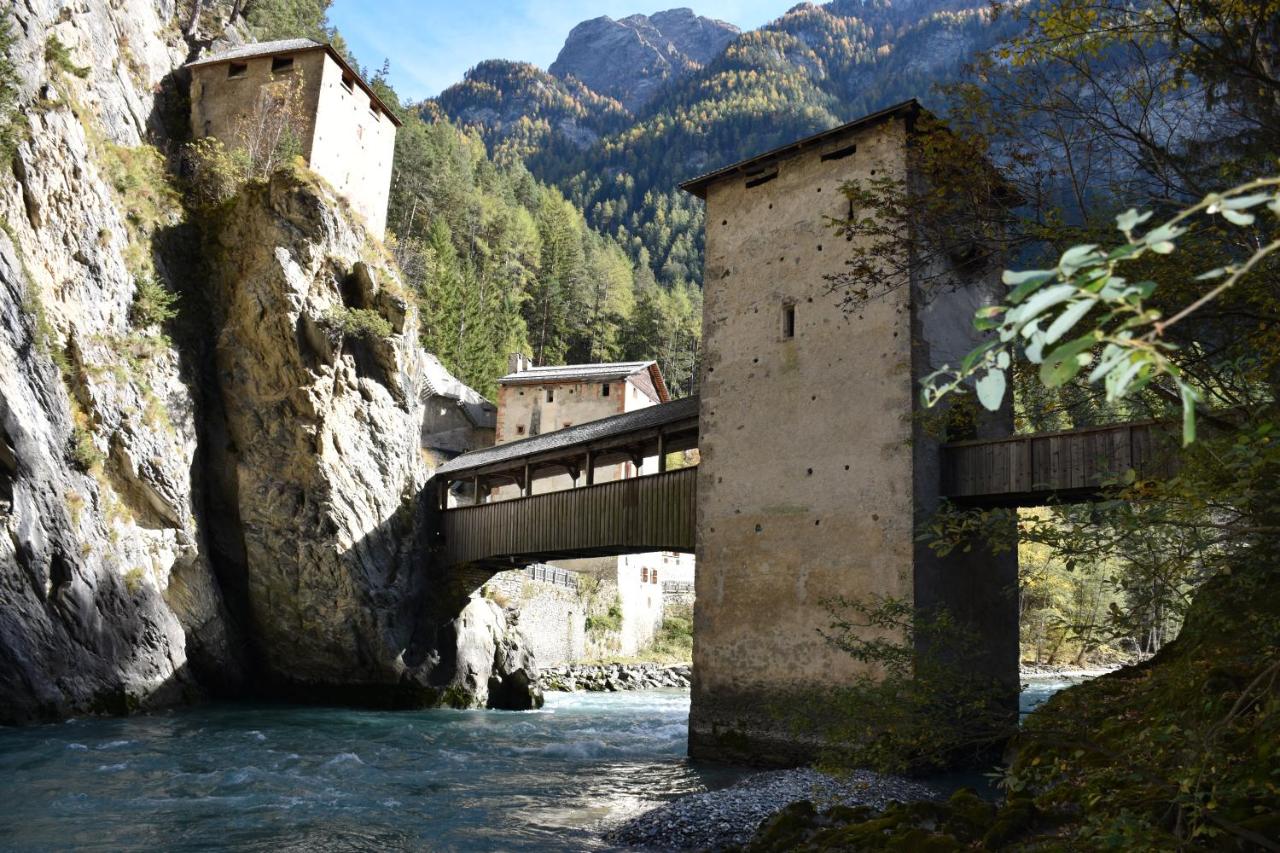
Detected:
[
  {"left": 440, "top": 467, "right": 697, "bottom": 568},
  {"left": 941, "top": 419, "right": 1180, "bottom": 506}
]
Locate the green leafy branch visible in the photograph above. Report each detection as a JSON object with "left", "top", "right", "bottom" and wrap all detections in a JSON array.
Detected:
[{"left": 921, "top": 176, "right": 1280, "bottom": 445}]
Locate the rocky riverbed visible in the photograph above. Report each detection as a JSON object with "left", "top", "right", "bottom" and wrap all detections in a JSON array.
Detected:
[
  {"left": 606, "top": 767, "right": 938, "bottom": 850},
  {"left": 541, "top": 663, "right": 692, "bottom": 692}
]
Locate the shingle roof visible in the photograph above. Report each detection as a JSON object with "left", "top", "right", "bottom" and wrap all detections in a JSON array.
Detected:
[
  {"left": 185, "top": 38, "right": 324, "bottom": 66},
  {"left": 498, "top": 361, "right": 656, "bottom": 385},
  {"left": 501, "top": 360, "right": 670, "bottom": 403},
  {"left": 434, "top": 395, "right": 699, "bottom": 478},
  {"left": 680, "top": 99, "right": 922, "bottom": 199}
]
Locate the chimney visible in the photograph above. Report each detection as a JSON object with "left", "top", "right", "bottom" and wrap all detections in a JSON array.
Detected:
[{"left": 507, "top": 353, "right": 530, "bottom": 375}]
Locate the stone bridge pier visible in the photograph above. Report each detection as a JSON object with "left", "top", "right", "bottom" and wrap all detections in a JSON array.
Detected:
[{"left": 681, "top": 101, "right": 1019, "bottom": 765}]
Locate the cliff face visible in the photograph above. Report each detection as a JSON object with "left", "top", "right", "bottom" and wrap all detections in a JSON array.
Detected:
[
  {"left": 0, "top": 0, "right": 240, "bottom": 722},
  {"left": 0, "top": 1, "right": 536, "bottom": 721},
  {"left": 549, "top": 8, "right": 740, "bottom": 112}
]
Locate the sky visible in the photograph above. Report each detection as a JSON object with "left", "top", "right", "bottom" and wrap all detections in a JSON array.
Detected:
[{"left": 328, "top": 1, "right": 792, "bottom": 101}]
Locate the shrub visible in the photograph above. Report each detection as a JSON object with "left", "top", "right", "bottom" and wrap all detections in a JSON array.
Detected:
[
  {"left": 324, "top": 306, "right": 393, "bottom": 341},
  {"left": 68, "top": 425, "right": 103, "bottom": 471},
  {"left": 586, "top": 598, "right": 623, "bottom": 635},
  {"left": 130, "top": 275, "right": 178, "bottom": 329},
  {"left": 182, "top": 136, "right": 250, "bottom": 211},
  {"left": 45, "top": 35, "right": 90, "bottom": 79},
  {"left": 0, "top": 11, "right": 21, "bottom": 159}
]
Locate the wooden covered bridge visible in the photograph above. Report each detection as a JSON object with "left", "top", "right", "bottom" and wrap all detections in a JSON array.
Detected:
[{"left": 429, "top": 397, "right": 1180, "bottom": 570}]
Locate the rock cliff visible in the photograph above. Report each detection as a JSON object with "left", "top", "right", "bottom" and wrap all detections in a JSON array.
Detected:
[
  {"left": 0, "top": 0, "right": 537, "bottom": 722},
  {"left": 549, "top": 8, "right": 740, "bottom": 111}
]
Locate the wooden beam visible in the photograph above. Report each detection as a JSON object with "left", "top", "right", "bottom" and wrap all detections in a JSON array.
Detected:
[
  {"left": 523, "top": 461, "right": 532, "bottom": 497},
  {"left": 585, "top": 449, "right": 594, "bottom": 486},
  {"left": 657, "top": 431, "right": 667, "bottom": 473}
]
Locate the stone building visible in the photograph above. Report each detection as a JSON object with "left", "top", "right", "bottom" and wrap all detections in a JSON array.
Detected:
[
  {"left": 681, "top": 100, "right": 1017, "bottom": 763},
  {"left": 187, "top": 39, "right": 400, "bottom": 236},
  {"left": 494, "top": 357, "right": 696, "bottom": 655}
]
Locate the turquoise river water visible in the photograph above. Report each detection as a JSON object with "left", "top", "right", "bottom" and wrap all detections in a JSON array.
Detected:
[{"left": 0, "top": 679, "right": 1078, "bottom": 852}]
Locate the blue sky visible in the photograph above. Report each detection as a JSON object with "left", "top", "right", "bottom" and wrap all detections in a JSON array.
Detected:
[{"left": 328, "top": 1, "right": 792, "bottom": 101}]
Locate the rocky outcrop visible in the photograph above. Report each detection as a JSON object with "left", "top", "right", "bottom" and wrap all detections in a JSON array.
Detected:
[
  {"left": 0, "top": 1, "right": 540, "bottom": 722},
  {"left": 0, "top": 0, "right": 241, "bottom": 722},
  {"left": 444, "top": 597, "right": 542, "bottom": 709},
  {"left": 549, "top": 8, "right": 740, "bottom": 111},
  {"left": 542, "top": 662, "right": 691, "bottom": 692},
  {"left": 204, "top": 167, "right": 540, "bottom": 709}
]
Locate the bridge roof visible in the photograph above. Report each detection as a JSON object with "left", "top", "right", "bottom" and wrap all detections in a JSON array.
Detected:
[{"left": 434, "top": 395, "right": 699, "bottom": 482}]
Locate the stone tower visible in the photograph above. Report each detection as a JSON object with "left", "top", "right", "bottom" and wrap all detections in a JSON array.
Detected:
[
  {"left": 187, "top": 39, "right": 400, "bottom": 237},
  {"left": 681, "top": 100, "right": 1018, "bottom": 764}
]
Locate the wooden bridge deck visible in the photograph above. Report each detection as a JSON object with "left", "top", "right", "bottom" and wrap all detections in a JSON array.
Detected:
[
  {"left": 440, "top": 467, "right": 697, "bottom": 569},
  {"left": 940, "top": 420, "right": 1180, "bottom": 506}
]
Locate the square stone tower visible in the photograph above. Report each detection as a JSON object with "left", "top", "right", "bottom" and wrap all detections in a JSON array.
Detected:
[
  {"left": 681, "top": 100, "right": 1018, "bottom": 764},
  {"left": 187, "top": 39, "right": 400, "bottom": 237}
]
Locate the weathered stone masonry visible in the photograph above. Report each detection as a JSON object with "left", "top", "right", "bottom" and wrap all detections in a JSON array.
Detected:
[{"left": 682, "top": 100, "right": 1018, "bottom": 764}]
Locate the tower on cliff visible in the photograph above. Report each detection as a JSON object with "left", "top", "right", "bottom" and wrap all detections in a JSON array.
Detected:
[
  {"left": 186, "top": 39, "right": 400, "bottom": 237},
  {"left": 680, "top": 99, "right": 1018, "bottom": 764}
]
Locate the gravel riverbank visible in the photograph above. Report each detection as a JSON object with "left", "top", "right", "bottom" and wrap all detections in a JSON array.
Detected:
[
  {"left": 605, "top": 767, "right": 938, "bottom": 850},
  {"left": 542, "top": 663, "right": 691, "bottom": 691}
]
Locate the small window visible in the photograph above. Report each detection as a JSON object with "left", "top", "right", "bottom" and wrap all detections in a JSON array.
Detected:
[
  {"left": 642, "top": 568, "right": 649, "bottom": 583},
  {"left": 745, "top": 170, "right": 778, "bottom": 189},
  {"left": 227, "top": 62, "right": 248, "bottom": 79},
  {"left": 563, "top": 422, "right": 572, "bottom": 429},
  {"left": 271, "top": 56, "right": 294, "bottom": 74},
  {"left": 341, "top": 74, "right": 355, "bottom": 93},
  {"left": 782, "top": 303, "right": 796, "bottom": 339},
  {"left": 516, "top": 425, "right": 526, "bottom": 436},
  {"left": 651, "top": 569, "right": 659, "bottom": 585},
  {"left": 821, "top": 143, "right": 857, "bottom": 162},
  {"left": 546, "top": 388, "right": 554, "bottom": 403},
  {"left": 369, "top": 100, "right": 380, "bottom": 120},
  {"left": 601, "top": 383, "right": 610, "bottom": 397}
]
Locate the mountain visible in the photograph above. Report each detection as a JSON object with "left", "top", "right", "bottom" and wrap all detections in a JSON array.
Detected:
[
  {"left": 549, "top": 8, "right": 740, "bottom": 112},
  {"left": 433, "top": 1, "right": 1023, "bottom": 289}
]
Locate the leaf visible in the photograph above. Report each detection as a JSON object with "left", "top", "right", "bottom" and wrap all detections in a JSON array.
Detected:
[
  {"left": 975, "top": 368, "right": 1007, "bottom": 411},
  {"left": 1018, "top": 284, "right": 1078, "bottom": 321},
  {"left": 1043, "top": 298, "right": 1097, "bottom": 345},
  {"left": 960, "top": 339, "right": 999, "bottom": 373},
  {"left": 1180, "top": 383, "right": 1200, "bottom": 445},
  {"left": 1221, "top": 208, "right": 1255, "bottom": 226},
  {"left": 1003, "top": 269, "right": 1057, "bottom": 303},
  {"left": 1040, "top": 333, "right": 1097, "bottom": 387},
  {"left": 1059, "top": 243, "right": 1101, "bottom": 272},
  {"left": 1149, "top": 241, "right": 1176, "bottom": 254},
  {"left": 1142, "top": 223, "right": 1186, "bottom": 246},
  {"left": 1194, "top": 267, "right": 1229, "bottom": 280},
  {"left": 1221, "top": 192, "right": 1273, "bottom": 210},
  {"left": 1115, "top": 208, "right": 1152, "bottom": 234}
]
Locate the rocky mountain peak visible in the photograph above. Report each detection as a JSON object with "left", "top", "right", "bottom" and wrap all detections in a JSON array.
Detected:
[{"left": 549, "top": 7, "right": 740, "bottom": 112}]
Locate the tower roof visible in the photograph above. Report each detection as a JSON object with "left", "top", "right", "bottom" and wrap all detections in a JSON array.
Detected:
[{"left": 679, "top": 99, "right": 922, "bottom": 199}]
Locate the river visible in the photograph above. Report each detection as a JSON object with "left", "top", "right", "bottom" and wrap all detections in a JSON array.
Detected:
[{"left": 0, "top": 676, "right": 1088, "bottom": 852}]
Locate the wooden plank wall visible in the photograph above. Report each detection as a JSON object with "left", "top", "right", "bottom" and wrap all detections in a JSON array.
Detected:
[
  {"left": 941, "top": 421, "right": 1178, "bottom": 505},
  {"left": 441, "top": 467, "right": 697, "bottom": 567}
]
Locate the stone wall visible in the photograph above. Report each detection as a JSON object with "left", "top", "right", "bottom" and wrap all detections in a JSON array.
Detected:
[{"left": 487, "top": 567, "right": 585, "bottom": 666}]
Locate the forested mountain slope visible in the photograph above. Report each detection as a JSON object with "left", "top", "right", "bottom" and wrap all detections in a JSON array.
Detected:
[{"left": 434, "top": 0, "right": 1025, "bottom": 289}]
